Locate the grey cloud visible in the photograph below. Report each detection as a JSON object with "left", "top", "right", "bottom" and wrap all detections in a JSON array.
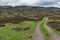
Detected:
[
  {"left": 0, "top": 0, "right": 60, "bottom": 8},
  {"left": 38, "top": 2, "right": 57, "bottom": 6}
]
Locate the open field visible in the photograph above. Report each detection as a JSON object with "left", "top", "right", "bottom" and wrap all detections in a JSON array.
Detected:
[
  {"left": 0, "top": 17, "right": 60, "bottom": 40},
  {"left": 0, "top": 21, "right": 39, "bottom": 40},
  {"left": 0, "top": 6, "right": 60, "bottom": 40}
]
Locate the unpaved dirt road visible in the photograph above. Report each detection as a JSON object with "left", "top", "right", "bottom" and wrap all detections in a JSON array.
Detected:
[
  {"left": 32, "top": 22, "right": 45, "bottom": 40},
  {"left": 44, "top": 17, "right": 60, "bottom": 40},
  {"left": 32, "top": 17, "right": 60, "bottom": 40}
]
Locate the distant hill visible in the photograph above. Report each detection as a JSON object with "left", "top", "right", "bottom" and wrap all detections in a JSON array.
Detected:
[
  {"left": 0, "top": 6, "right": 60, "bottom": 19},
  {"left": 0, "top": 6, "right": 60, "bottom": 23}
]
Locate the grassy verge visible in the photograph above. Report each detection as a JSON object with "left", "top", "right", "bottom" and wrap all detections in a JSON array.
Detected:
[
  {"left": 40, "top": 17, "right": 50, "bottom": 40},
  {"left": 0, "top": 21, "right": 39, "bottom": 40},
  {"left": 54, "top": 29, "right": 60, "bottom": 35}
]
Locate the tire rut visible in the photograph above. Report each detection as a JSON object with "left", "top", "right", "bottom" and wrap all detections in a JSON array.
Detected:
[
  {"left": 44, "top": 25, "right": 60, "bottom": 40},
  {"left": 44, "top": 17, "right": 60, "bottom": 40},
  {"left": 32, "top": 23, "right": 45, "bottom": 40}
]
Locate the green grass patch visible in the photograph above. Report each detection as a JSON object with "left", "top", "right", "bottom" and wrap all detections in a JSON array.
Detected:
[{"left": 0, "top": 21, "right": 39, "bottom": 40}]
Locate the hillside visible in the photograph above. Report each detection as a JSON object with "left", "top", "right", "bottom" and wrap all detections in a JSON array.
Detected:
[
  {"left": 0, "top": 6, "right": 60, "bottom": 40},
  {"left": 0, "top": 6, "right": 60, "bottom": 23},
  {"left": 0, "top": 6, "right": 60, "bottom": 16}
]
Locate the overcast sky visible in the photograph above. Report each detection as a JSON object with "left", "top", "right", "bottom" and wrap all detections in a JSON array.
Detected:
[{"left": 0, "top": 0, "right": 60, "bottom": 8}]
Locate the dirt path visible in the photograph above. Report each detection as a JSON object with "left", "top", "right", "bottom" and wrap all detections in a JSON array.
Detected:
[
  {"left": 32, "top": 23, "right": 45, "bottom": 40},
  {"left": 44, "top": 17, "right": 60, "bottom": 40}
]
